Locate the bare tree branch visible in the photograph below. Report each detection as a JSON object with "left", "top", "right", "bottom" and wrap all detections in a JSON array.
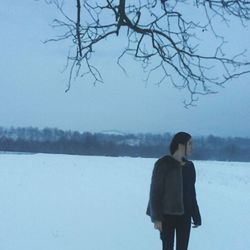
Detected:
[
  {"left": 41, "top": 0, "right": 250, "bottom": 106},
  {"left": 76, "top": 0, "right": 82, "bottom": 57}
]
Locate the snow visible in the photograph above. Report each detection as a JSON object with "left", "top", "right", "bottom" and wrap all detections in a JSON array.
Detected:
[{"left": 0, "top": 153, "right": 249, "bottom": 250}]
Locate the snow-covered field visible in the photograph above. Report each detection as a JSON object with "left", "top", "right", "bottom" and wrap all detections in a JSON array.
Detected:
[{"left": 0, "top": 153, "right": 249, "bottom": 250}]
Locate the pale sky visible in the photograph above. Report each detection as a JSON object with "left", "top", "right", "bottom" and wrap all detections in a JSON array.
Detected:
[{"left": 1, "top": 1, "right": 250, "bottom": 137}]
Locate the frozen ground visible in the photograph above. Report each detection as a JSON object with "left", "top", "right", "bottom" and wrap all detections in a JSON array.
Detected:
[{"left": 0, "top": 153, "right": 249, "bottom": 250}]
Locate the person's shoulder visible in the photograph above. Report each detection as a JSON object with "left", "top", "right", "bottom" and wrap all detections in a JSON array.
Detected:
[
  {"left": 188, "top": 160, "right": 195, "bottom": 166},
  {"left": 185, "top": 160, "right": 197, "bottom": 176},
  {"left": 183, "top": 159, "right": 195, "bottom": 168},
  {"left": 183, "top": 157, "right": 194, "bottom": 165},
  {"left": 155, "top": 155, "right": 173, "bottom": 164},
  {"left": 154, "top": 155, "right": 178, "bottom": 169},
  {"left": 153, "top": 156, "right": 176, "bottom": 175}
]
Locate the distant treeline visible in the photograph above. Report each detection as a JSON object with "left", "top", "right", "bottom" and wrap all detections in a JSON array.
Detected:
[{"left": 0, "top": 127, "right": 250, "bottom": 161}]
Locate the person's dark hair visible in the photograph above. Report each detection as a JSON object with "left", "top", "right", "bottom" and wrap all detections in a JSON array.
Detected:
[{"left": 170, "top": 132, "right": 192, "bottom": 155}]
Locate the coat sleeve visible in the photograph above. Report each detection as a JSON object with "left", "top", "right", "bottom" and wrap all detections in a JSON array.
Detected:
[
  {"left": 146, "top": 160, "right": 165, "bottom": 222},
  {"left": 190, "top": 162, "right": 202, "bottom": 226}
]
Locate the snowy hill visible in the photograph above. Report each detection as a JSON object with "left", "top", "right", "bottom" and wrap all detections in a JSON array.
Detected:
[{"left": 0, "top": 153, "right": 249, "bottom": 250}]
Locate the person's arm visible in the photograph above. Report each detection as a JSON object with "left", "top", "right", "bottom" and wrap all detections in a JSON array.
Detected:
[
  {"left": 148, "top": 160, "right": 165, "bottom": 223},
  {"left": 190, "top": 162, "right": 202, "bottom": 227},
  {"left": 154, "top": 221, "right": 162, "bottom": 232}
]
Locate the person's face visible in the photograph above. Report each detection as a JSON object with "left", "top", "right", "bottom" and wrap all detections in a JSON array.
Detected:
[{"left": 185, "top": 139, "right": 192, "bottom": 156}]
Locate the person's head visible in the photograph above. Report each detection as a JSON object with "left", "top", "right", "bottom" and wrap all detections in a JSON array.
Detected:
[{"left": 170, "top": 132, "right": 192, "bottom": 156}]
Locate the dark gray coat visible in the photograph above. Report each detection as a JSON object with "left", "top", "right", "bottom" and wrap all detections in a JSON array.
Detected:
[{"left": 146, "top": 155, "right": 201, "bottom": 225}]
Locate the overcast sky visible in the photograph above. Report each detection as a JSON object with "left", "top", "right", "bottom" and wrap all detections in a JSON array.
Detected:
[{"left": 1, "top": 1, "right": 250, "bottom": 137}]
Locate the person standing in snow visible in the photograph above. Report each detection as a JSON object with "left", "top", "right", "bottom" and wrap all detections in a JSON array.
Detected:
[{"left": 146, "top": 132, "right": 201, "bottom": 250}]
